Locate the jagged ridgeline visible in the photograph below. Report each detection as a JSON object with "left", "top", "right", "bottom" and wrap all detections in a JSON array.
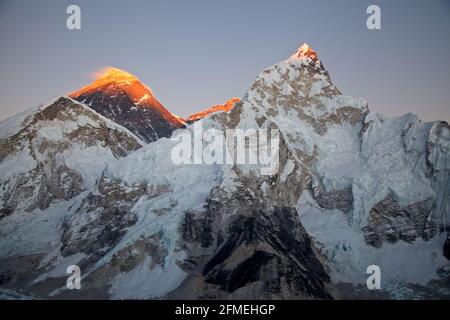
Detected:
[{"left": 0, "top": 44, "right": 449, "bottom": 299}]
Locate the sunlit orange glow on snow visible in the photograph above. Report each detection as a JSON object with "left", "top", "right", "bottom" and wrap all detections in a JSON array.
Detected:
[
  {"left": 291, "top": 43, "right": 318, "bottom": 60},
  {"left": 187, "top": 97, "right": 241, "bottom": 122},
  {"left": 70, "top": 67, "right": 156, "bottom": 106},
  {"left": 70, "top": 67, "right": 185, "bottom": 126}
]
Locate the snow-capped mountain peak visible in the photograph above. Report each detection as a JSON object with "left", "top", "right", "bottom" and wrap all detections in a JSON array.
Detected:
[
  {"left": 70, "top": 67, "right": 155, "bottom": 107},
  {"left": 290, "top": 43, "right": 318, "bottom": 61},
  {"left": 69, "top": 67, "right": 185, "bottom": 142}
]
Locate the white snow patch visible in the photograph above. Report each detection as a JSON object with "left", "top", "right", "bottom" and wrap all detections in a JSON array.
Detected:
[{"left": 109, "top": 253, "right": 187, "bottom": 299}]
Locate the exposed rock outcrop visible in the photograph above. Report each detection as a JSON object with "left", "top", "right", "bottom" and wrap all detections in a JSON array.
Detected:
[{"left": 362, "top": 193, "right": 433, "bottom": 248}]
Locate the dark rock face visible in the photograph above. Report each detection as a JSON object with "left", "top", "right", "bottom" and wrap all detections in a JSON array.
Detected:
[
  {"left": 180, "top": 194, "right": 332, "bottom": 299},
  {"left": 181, "top": 210, "right": 214, "bottom": 249},
  {"left": 0, "top": 254, "right": 43, "bottom": 287},
  {"left": 444, "top": 234, "right": 450, "bottom": 260},
  {"left": 74, "top": 91, "right": 184, "bottom": 143},
  {"left": 311, "top": 178, "right": 353, "bottom": 213},
  {"left": 0, "top": 206, "right": 14, "bottom": 220},
  {"left": 362, "top": 193, "right": 434, "bottom": 248},
  {"left": 316, "top": 187, "right": 353, "bottom": 213},
  {"left": 202, "top": 208, "right": 331, "bottom": 298},
  {"left": 207, "top": 250, "right": 275, "bottom": 293}
]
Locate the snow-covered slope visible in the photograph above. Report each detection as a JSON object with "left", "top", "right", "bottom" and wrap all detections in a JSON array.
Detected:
[
  {"left": 0, "top": 96, "right": 142, "bottom": 259},
  {"left": 0, "top": 44, "right": 449, "bottom": 299},
  {"left": 221, "top": 44, "right": 450, "bottom": 297}
]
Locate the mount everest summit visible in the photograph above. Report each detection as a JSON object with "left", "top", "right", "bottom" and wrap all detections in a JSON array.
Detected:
[
  {"left": 70, "top": 67, "right": 185, "bottom": 143},
  {"left": 0, "top": 44, "right": 449, "bottom": 299}
]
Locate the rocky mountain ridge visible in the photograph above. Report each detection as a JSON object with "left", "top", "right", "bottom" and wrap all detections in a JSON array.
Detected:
[{"left": 0, "top": 44, "right": 449, "bottom": 299}]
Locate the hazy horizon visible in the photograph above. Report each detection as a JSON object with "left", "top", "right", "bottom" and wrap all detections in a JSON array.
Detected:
[{"left": 1, "top": 0, "right": 449, "bottom": 122}]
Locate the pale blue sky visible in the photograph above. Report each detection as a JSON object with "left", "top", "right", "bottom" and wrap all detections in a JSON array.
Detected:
[{"left": 0, "top": 0, "right": 449, "bottom": 121}]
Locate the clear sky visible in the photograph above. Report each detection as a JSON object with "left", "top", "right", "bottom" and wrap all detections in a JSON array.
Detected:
[{"left": 0, "top": 0, "right": 449, "bottom": 122}]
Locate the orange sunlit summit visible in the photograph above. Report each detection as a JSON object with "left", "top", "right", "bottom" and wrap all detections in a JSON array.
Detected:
[{"left": 70, "top": 67, "right": 157, "bottom": 106}]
